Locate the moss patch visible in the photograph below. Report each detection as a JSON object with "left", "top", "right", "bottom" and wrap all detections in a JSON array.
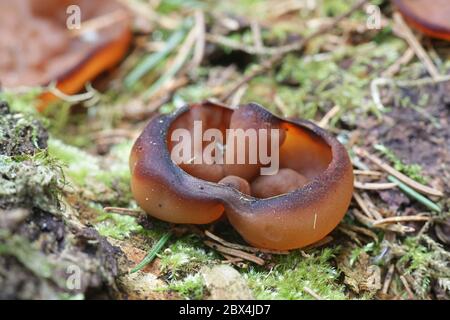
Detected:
[{"left": 246, "top": 248, "right": 347, "bottom": 300}]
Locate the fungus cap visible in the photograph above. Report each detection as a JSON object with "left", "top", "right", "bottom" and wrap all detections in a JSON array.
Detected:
[
  {"left": 130, "top": 101, "right": 354, "bottom": 250},
  {"left": 393, "top": 0, "right": 450, "bottom": 41},
  {"left": 0, "top": 0, "right": 132, "bottom": 110}
]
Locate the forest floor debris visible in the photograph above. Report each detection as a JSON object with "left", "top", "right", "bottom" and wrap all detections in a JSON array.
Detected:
[{"left": 1, "top": 0, "right": 449, "bottom": 300}]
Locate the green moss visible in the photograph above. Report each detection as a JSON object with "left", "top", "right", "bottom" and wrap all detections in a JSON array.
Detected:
[
  {"left": 160, "top": 235, "right": 217, "bottom": 279},
  {"left": 0, "top": 152, "right": 64, "bottom": 211},
  {"left": 392, "top": 235, "right": 450, "bottom": 298},
  {"left": 245, "top": 39, "right": 406, "bottom": 123},
  {"left": 400, "top": 238, "right": 434, "bottom": 275},
  {"left": 48, "top": 138, "right": 133, "bottom": 206},
  {"left": 95, "top": 141, "right": 133, "bottom": 204},
  {"left": 349, "top": 242, "right": 376, "bottom": 267},
  {"left": 95, "top": 212, "right": 143, "bottom": 240},
  {"left": 57, "top": 293, "right": 85, "bottom": 300},
  {"left": 165, "top": 274, "right": 205, "bottom": 300},
  {"left": 246, "top": 248, "right": 347, "bottom": 300},
  {"left": 0, "top": 90, "right": 42, "bottom": 115},
  {"left": 47, "top": 138, "right": 100, "bottom": 186}
]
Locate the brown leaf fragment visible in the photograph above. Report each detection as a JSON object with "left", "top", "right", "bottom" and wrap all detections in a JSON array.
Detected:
[{"left": 337, "top": 246, "right": 381, "bottom": 295}]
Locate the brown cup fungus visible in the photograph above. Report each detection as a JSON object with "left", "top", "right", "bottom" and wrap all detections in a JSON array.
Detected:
[
  {"left": 393, "top": 0, "right": 450, "bottom": 41},
  {"left": 0, "top": 0, "right": 132, "bottom": 111},
  {"left": 130, "top": 102, "right": 354, "bottom": 250}
]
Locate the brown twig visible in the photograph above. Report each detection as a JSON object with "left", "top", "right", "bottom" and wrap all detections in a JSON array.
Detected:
[
  {"left": 382, "top": 47, "right": 415, "bottom": 77},
  {"left": 372, "top": 215, "right": 431, "bottom": 226},
  {"left": 353, "top": 192, "right": 383, "bottom": 220},
  {"left": 274, "top": 94, "right": 290, "bottom": 117},
  {"left": 353, "top": 147, "right": 443, "bottom": 197},
  {"left": 229, "top": 84, "right": 248, "bottom": 108},
  {"left": 340, "top": 223, "right": 378, "bottom": 243},
  {"left": 353, "top": 170, "right": 382, "bottom": 177},
  {"left": 352, "top": 210, "right": 414, "bottom": 234},
  {"left": 190, "top": 10, "right": 206, "bottom": 69},
  {"left": 250, "top": 19, "right": 264, "bottom": 54},
  {"left": 221, "top": 254, "right": 245, "bottom": 267},
  {"left": 382, "top": 264, "right": 395, "bottom": 295},
  {"left": 399, "top": 274, "right": 415, "bottom": 299},
  {"left": 318, "top": 105, "right": 340, "bottom": 128},
  {"left": 393, "top": 13, "right": 440, "bottom": 80},
  {"left": 303, "top": 236, "right": 333, "bottom": 251},
  {"left": 354, "top": 181, "right": 397, "bottom": 190},
  {"left": 103, "top": 206, "right": 142, "bottom": 217},
  {"left": 124, "top": 76, "right": 189, "bottom": 120},
  {"left": 204, "top": 240, "right": 265, "bottom": 265},
  {"left": 338, "top": 226, "right": 362, "bottom": 245},
  {"left": 69, "top": 10, "right": 129, "bottom": 38},
  {"left": 204, "top": 230, "right": 289, "bottom": 255}
]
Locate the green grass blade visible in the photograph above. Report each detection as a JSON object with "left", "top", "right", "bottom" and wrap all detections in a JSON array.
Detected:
[
  {"left": 130, "top": 231, "right": 172, "bottom": 273},
  {"left": 388, "top": 175, "right": 441, "bottom": 213},
  {"left": 124, "top": 27, "right": 187, "bottom": 88}
]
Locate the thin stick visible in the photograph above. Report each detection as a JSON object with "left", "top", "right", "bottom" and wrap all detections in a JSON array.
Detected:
[
  {"left": 205, "top": 33, "right": 280, "bottom": 55},
  {"left": 303, "top": 286, "right": 325, "bottom": 300},
  {"left": 382, "top": 264, "right": 395, "bottom": 294},
  {"left": 362, "top": 193, "right": 385, "bottom": 220},
  {"left": 393, "top": 13, "right": 440, "bottom": 80},
  {"left": 340, "top": 223, "right": 378, "bottom": 243},
  {"left": 338, "top": 226, "right": 362, "bottom": 245},
  {"left": 125, "top": 24, "right": 188, "bottom": 87},
  {"left": 69, "top": 10, "right": 129, "bottom": 38},
  {"left": 204, "top": 230, "right": 289, "bottom": 255},
  {"left": 221, "top": 254, "right": 244, "bottom": 264},
  {"left": 318, "top": 105, "right": 340, "bottom": 128},
  {"left": 353, "top": 170, "right": 382, "bottom": 177},
  {"left": 190, "top": 10, "right": 206, "bottom": 69},
  {"left": 204, "top": 240, "right": 265, "bottom": 265},
  {"left": 219, "top": 0, "right": 369, "bottom": 101},
  {"left": 143, "top": 24, "right": 197, "bottom": 99},
  {"left": 354, "top": 147, "right": 443, "bottom": 197},
  {"left": 354, "top": 181, "right": 397, "bottom": 190},
  {"left": 372, "top": 214, "right": 431, "bottom": 226},
  {"left": 103, "top": 206, "right": 142, "bottom": 217},
  {"left": 399, "top": 275, "right": 415, "bottom": 299},
  {"left": 353, "top": 192, "right": 382, "bottom": 220},
  {"left": 229, "top": 84, "right": 248, "bottom": 108},
  {"left": 274, "top": 94, "right": 290, "bottom": 117},
  {"left": 250, "top": 19, "right": 264, "bottom": 54},
  {"left": 382, "top": 47, "right": 415, "bottom": 77},
  {"left": 303, "top": 236, "right": 333, "bottom": 251},
  {"left": 352, "top": 210, "right": 414, "bottom": 234},
  {"left": 395, "top": 74, "right": 450, "bottom": 87}
]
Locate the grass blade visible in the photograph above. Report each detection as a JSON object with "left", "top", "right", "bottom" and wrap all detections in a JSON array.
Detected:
[
  {"left": 124, "top": 26, "right": 188, "bottom": 88},
  {"left": 130, "top": 231, "right": 172, "bottom": 273},
  {"left": 388, "top": 176, "right": 441, "bottom": 213}
]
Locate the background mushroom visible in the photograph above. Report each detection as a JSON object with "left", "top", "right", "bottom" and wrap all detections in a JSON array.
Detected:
[
  {"left": 0, "top": 0, "right": 132, "bottom": 110},
  {"left": 393, "top": 0, "right": 450, "bottom": 41},
  {"left": 130, "top": 101, "right": 354, "bottom": 249}
]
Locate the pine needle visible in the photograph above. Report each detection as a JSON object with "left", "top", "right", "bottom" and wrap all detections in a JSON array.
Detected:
[
  {"left": 388, "top": 176, "right": 441, "bottom": 213},
  {"left": 130, "top": 232, "right": 172, "bottom": 273}
]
